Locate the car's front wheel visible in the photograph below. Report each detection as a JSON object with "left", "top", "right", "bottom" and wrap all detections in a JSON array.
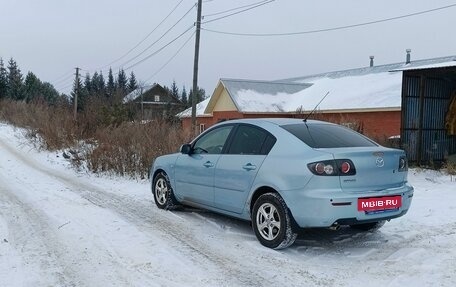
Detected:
[
  {"left": 152, "top": 172, "right": 178, "bottom": 210},
  {"left": 252, "top": 193, "right": 297, "bottom": 249}
]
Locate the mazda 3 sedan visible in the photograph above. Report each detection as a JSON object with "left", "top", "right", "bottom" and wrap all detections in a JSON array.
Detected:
[{"left": 150, "top": 118, "right": 414, "bottom": 249}]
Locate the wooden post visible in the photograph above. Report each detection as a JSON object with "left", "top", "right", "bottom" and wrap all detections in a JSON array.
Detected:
[
  {"left": 191, "top": 0, "right": 202, "bottom": 135},
  {"left": 73, "top": 67, "right": 80, "bottom": 121}
]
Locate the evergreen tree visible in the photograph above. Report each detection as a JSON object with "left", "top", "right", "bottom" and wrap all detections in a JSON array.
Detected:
[
  {"left": 127, "top": 71, "right": 138, "bottom": 93},
  {"left": 90, "top": 71, "right": 105, "bottom": 96},
  {"left": 23, "top": 72, "right": 41, "bottom": 102},
  {"left": 0, "top": 58, "right": 7, "bottom": 99},
  {"left": 94, "top": 71, "right": 106, "bottom": 96},
  {"left": 7, "top": 58, "right": 24, "bottom": 100},
  {"left": 181, "top": 86, "right": 188, "bottom": 108},
  {"left": 83, "top": 73, "right": 92, "bottom": 95},
  {"left": 39, "top": 82, "right": 60, "bottom": 104},
  {"left": 116, "top": 68, "right": 128, "bottom": 95},
  {"left": 171, "top": 80, "right": 179, "bottom": 99},
  {"left": 71, "top": 75, "right": 85, "bottom": 111},
  {"left": 197, "top": 87, "right": 206, "bottom": 102},
  {"left": 107, "top": 67, "right": 115, "bottom": 97},
  {"left": 188, "top": 86, "right": 206, "bottom": 105}
]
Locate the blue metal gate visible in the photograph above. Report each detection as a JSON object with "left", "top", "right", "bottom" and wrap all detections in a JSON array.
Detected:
[{"left": 401, "top": 69, "right": 456, "bottom": 165}]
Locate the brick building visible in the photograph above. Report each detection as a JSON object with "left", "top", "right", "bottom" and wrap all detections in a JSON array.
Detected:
[{"left": 179, "top": 55, "right": 455, "bottom": 145}]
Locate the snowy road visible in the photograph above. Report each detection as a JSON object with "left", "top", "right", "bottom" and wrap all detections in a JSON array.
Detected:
[{"left": 1, "top": 124, "right": 455, "bottom": 287}]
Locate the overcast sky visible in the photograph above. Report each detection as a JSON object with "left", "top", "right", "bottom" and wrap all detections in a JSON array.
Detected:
[{"left": 1, "top": 0, "right": 455, "bottom": 95}]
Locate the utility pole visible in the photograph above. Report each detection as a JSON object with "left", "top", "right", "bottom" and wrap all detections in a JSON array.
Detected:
[
  {"left": 191, "top": 0, "right": 202, "bottom": 135},
  {"left": 140, "top": 86, "right": 144, "bottom": 121},
  {"left": 73, "top": 67, "right": 80, "bottom": 122}
]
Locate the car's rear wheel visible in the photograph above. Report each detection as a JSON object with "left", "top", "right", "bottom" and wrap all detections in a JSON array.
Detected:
[
  {"left": 252, "top": 193, "right": 297, "bottom": 249},
  {"left": 350, "top": 220, "right": 385, "bottom": 231},
  {"left": 152, "top": 172, "right": 178, "bottom": 210}
]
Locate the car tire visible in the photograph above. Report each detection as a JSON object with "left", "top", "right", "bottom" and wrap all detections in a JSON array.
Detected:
[
  {"left": 152, "top": 172, "right": 179, "bottom": 210},
  {"left": 252, "top": 192, "right": 297, "bottom": 249},
  {"left": 350, "top": 220, "right": 385, "bottom": 231}
]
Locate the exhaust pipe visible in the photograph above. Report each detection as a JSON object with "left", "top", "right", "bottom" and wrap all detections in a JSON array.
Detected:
[{"left": 329, "top": 222, "right": 341, "bottom": 231}]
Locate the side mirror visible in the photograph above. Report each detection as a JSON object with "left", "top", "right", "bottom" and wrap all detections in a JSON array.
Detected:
[{"left": 180, "top": 144, "right": 192, "bottom": 155}]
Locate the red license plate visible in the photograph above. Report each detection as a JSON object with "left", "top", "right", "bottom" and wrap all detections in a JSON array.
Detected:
[{"left": 358, "top": 196, "right": 402, "bottom": 212}]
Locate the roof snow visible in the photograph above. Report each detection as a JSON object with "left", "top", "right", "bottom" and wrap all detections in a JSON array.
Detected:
[
  {"left": 177, "top": 98, "right": 211, "bottom": 118},
  {"left": 225, "top": 73, "right": 402, "bottom": 113},
  {"left": 178, "top": 55, "right": 456, "bottom": 118},
  {"left": 123, "top": 84, "right": 158, "bottom": 103}
]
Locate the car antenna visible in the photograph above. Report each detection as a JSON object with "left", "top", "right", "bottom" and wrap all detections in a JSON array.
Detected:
[{"left": 303, "top": 91, "right": 330, "bottom": 122}]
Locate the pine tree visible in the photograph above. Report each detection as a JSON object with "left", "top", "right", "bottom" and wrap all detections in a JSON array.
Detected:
[
  {"left": 128, "top": 71, "right": 138, "bottom": 93},
  {"left": 181, "top": 86, "right": 188, "bottom": 108},
  {"left": 83, "top": 73, "right": 92, "bottom": 95},
  {"left": 71, "top": 74, "right": 84, "bottom": 111},
  {"left": 107, "top": 68, "right": 115, "bottom": 97},
  {"left": 91, "top": 71, "right": 106, "bottom": 96},
  {"left": 96, "top": 71, "right": 106, "bottom": 95},
  {"left": 7, "top": 58, "right": 24, "bottom": 100},
  {"left": 197, "top": 87, "right": 206, "bottom": 102},
  {"left": 23, "top": 72, "right": 42, "bottom": 102},
  {"left": 171, "top": 80, "right": 179, "bottom": 99},
  {"left": 116, "top": 68, "right": 128, "bottom": 95},
  {"left": 188, "top": 86, "right": 206, "bottom": 105},
  {"left": 39, "top": 82, "right": 60, "bottom": 104},
  {"left": 0, "top": 58, "right": 7, "bottom": 99}
]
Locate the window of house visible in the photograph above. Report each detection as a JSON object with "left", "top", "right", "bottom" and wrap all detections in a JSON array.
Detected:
[
  {"left": 154, "top": 95, "right": 160, "bottom": 102},
  {"left": 199, "top": 124, "right": 205, "bottom": 134}
]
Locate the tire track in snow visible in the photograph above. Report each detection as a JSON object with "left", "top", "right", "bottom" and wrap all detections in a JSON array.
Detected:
[
  {"left": 0, "top": 174, "right": 79, "bottom": 287},
  {"left": 0, "top": 136, "right": 332, "bottom": 287}
]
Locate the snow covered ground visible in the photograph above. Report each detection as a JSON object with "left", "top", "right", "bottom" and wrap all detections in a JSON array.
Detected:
[{"left": 0, "top": 123, "right": 455, "bottom": 287}]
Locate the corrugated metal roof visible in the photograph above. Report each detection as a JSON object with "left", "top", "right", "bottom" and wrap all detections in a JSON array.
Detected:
[
  {"left": 221, "top": 79, "right": 311, "bottom": 96},
  {"left": 223, "top": 72, "right": 402, "bottom": 113},
  {"left": 283, "top": 55, "right": 456, "bottom": 82},
  {"left": 178, "top": 55, "right": 456, "bottom": 118},
  {"left": 391, "top": 60, "right": 456, "bottom": 71}
]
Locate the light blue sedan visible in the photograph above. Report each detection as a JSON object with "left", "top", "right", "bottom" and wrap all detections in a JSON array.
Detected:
[{"left": 150, "top": 118, "right": 414, "bottom": 249}]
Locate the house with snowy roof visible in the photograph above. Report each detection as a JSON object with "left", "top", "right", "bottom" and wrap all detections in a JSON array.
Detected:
[
  {"left": 124, "top": 83, "right": 183, "bottom": 120},
  {"left": 179, "top": 53, "right": 456, "bottom": 164}
]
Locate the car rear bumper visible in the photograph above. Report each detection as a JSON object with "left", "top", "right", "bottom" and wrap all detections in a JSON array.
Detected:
[{"left": 281, "top": 183, "right": 414, "bottom": 228}]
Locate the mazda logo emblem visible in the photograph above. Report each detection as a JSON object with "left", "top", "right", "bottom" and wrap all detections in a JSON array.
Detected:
[{"left": 376, "top": 157, "right": 384, "bottom": 167}]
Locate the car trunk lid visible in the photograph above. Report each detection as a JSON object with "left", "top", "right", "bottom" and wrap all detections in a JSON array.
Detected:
[{"left": 318, "top": 147, "right": 407, "bottom": 193}]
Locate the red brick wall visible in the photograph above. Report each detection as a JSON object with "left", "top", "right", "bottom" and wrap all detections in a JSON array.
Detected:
[
  {"left": 181, "top": 110, "right": 401, "bottom": 140},
  {"left": 308, "top": 111, "right": 401, "bottom": 140}
]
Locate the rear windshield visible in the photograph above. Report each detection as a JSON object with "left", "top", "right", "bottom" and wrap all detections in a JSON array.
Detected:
[{"left": 281, "top": 123, "right": 377, "bottom": 148}]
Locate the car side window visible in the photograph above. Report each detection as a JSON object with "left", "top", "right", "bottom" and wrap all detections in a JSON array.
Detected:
[
  {"left": 193, "top": 125, "right": 233, "bottom": 154},
  {"left": 228, "top": 125, "right": 275, "bottom": 155}
]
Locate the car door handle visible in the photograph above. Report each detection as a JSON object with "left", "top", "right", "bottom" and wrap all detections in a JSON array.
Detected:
[
  {"left": 242, "top": 163, "right": 257, "bottom": 171},
  {"left": 203, "top": 161, "right": 214, "bottom": 168}
]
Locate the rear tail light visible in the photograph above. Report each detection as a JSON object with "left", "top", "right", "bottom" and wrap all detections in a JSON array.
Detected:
[
  {"left": 398, "top": 156, "right": 408, "bottom": 172},
  {"left": 308, "top": 159, "right": 356, "bottom": 176},
  {"left": 340, "top": 161, "right": 351, "bottom": 174}
]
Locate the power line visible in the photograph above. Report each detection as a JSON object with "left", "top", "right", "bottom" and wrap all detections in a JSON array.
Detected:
[
  {"left": 124, "top": 25, "right": 194, "bottom": 71},
  {"left": 203, "top": 0, "right": 269, "bottom": 18},
  {"left": 145, "top": 31, "right": 196, "bottom": 83},
  {"left": 118, "top": 3, "right": 196, "bottom": 69},
  {"left": 51, "top": 69, "right": 74, "bottom": 83},
  {"left": 201, "top": 0, "right": 274, "bottom": 24},
  {"left": 97, "top": 0, "right": 185, "bottom": 70},
  {"left": 201, "top": 2, "right": 456, "bottom": 36},
  {"left": 57, "top": 82, "right": 73, "bottom": 94},
  {"left": 52, "top": 73, "right": 74, "bottom": 86}
]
